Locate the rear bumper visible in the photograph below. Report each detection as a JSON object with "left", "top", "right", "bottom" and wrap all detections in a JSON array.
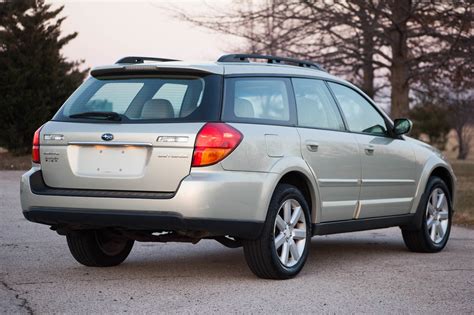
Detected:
[
  {"left": 21, "top": 167, "right": 277, "bottom": 238},
  {"left": 23, "top": 207, "right": 263, "bottom": 239},
  {"left": 29, "top": 170, "right": 175, "bottom": 199}
]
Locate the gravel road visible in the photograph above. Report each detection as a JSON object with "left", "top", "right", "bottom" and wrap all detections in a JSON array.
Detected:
[{"left": 1, "top": 171, "right": 473, "bottom": 314}]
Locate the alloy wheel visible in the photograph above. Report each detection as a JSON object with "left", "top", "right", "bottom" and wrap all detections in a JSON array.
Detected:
[
  {"left": 426, "top": 188, "right": 449, "bottom": 244},
  {"left": 273, "top": 199, "right": 307, "bottom": 267}
]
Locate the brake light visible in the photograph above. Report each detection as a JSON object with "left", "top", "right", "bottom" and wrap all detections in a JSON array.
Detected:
[
  {"left": 32, "top": 126, "right": 43, "bottom": 164},
  {"left": 192, "top": 123, "right": 243, "bottom": 167}
]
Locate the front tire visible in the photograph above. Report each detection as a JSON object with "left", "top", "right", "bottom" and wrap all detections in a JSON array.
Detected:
[
  {"left": 66, "top": 230, "right": 134, "bottom": 267},
  {"left": 402, "top": 176, "right": 452, "bottom": 253},
  {"left": 243, "top": 184, "right": 311, "bottom": 279}
]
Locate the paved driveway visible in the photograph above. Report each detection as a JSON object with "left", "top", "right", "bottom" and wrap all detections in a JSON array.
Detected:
[{"left": 1, "top": 171, "right": 473, "bottom": 313}]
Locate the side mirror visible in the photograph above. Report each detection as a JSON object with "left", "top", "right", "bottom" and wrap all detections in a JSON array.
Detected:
[{"left": 393, "top": 118, "right": 413, "bottom": 135}]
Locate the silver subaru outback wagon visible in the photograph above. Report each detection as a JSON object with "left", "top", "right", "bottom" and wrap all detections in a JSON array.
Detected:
[{"left": 20, "top": 54, "right": 456, "bottom": 279}]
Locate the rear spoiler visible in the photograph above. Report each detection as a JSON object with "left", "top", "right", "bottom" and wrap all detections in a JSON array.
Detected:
[{"left": 90, "top": 65, "right": 215, "bottom": 77}]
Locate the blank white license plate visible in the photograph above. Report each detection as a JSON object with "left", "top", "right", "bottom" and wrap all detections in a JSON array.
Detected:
[{"left": 68, "top": 145, "right": 149, "bottom": 177}]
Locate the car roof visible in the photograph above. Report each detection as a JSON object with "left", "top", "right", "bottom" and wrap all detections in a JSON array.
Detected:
[
  {"left": 91, "top": 60, "right": 339, "bottom": 80},
  {"left": 89, "top": 57, "right": 370, "bottom": 102}
]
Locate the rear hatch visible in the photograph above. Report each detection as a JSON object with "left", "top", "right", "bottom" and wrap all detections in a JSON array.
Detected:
[{"left": 39, "top": 70, "right": 222, "bottom": 192}]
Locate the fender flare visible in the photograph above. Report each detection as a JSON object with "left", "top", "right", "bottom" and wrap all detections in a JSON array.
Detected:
[
  {"left": 407, "top": 157, "right": 456, "bottom": 230},
  {"left": 264, "top": 156, "right": 321, "bottom": 224}
]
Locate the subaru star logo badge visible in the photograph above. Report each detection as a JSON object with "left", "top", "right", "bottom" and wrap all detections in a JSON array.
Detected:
[{"left": 101, "top": 133, "right": 114, "bottom": 141}]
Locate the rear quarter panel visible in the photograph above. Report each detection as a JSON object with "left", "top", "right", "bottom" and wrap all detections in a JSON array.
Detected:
[
  {"left": 221, "top": 123, "right": 321, "bottom": 223},
  {"left": 221, "top": 123, "right": 301, "bottom": 172}
]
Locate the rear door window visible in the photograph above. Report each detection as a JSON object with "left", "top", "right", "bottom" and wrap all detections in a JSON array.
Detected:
[
  {"left": 292, "top": 78, "right": 345, "bottom": 131},
  {"left": 223, "top": 77, "right": 296, "bottom": 125}
]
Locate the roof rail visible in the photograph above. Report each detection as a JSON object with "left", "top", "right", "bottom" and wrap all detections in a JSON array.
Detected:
[
  {"left": 116, "top": 56, "right": 180, "bottom": 64},
  {"left": 217, "top": 54, "right": 325, "bottom": 71}
]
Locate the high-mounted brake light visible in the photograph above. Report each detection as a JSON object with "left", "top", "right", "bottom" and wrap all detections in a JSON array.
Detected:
[
  {"left": 192, "top": 123, "right": 243, "bottom": 167},
  {"left": 32, "top": 126, "right": 43, "bottom": 164}
]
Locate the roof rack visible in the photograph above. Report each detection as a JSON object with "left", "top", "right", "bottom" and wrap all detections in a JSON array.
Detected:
[
  {"left": 217, "top": 54, "right": 325, "bottom": 71},
  {"left": 115, "top": 56, "right": 180, "bottom": 64}
]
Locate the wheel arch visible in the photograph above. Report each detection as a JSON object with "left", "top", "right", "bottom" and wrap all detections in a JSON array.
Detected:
[
  {"left": 277, "top": 171, "right": 315, "bottom": 221},
  {"left": 266, "top": 158, "right": 321, "bottom": 224},
  {"left": 430, "top": 166, "right": 454, "bottom": 200},
  {"left": 410, "top": 158, "right": 456, "bottom": 215}
]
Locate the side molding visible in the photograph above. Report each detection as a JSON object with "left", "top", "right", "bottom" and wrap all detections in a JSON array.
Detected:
[{"left": 313, "top": 214, "right": 415, "bottom": 235}]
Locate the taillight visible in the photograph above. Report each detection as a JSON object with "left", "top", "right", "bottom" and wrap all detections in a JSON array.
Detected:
[
  {"left": 192, "top": 123, "right": 243, "bottom": 167},
  {"left": 32, "top": 126, "right": 43, "bottom": 164}
]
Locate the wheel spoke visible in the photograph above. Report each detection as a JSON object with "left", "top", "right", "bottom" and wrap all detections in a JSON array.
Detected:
[
  {"left": 283, "top": 201, "right": 292, "bottom": 223},
  {"left": 430, "top": 192, "right": 438, "bottom": 208},
  {"left": 274, "top": 233, "right": 285, "bottom": 249},
  {"left": 288, "top": 238, "right": 300, "bottom": 261},
  {"left": 426, "top": 217, "right": 435, "bottom": 229},
  {"left": 437, "top": 223, "right": 445, "bottom": 239},
  {"left": 289, "top": 206, "right": 302, "bottom": 227},
  {"left": 430, "top": 223, "right": 437, "bottom": 240},
  {"left": 439, "top": 211, "right": 449, "bottom": 220},
  {"left": 292, "top": 228, "right": 306, "bottom": 239},
  {"left": 275, "top": 215, "right": 286, "bottom": 231},
  {"left": 436, "top": 193, "right": 445, "bottom": 210},
  {"left": 280, "top": 242, "right": 289, "bottom": 265}
]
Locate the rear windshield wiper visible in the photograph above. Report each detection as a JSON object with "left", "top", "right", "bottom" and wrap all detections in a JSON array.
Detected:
[{"left": 69, "top": 111, "right": 122, "bottom": 121}]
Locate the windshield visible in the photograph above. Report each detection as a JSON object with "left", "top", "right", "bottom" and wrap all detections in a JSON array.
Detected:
[{"left": 53, "top": 74, "right": 222, "bottom": 123}]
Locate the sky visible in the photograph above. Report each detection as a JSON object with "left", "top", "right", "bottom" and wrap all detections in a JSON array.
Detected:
[
  {"left": 46, "top": 1, "right": 391, "bottom": 107},
  {"left": 47, "top": 0, "right": 241, "bottom": 70}
]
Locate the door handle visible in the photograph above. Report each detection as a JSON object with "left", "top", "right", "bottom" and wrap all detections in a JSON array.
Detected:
[
  {"left": 306, "top": 142, "right": 319, "bottom": 152},
  {"left": 365, "top": 145, "right": 375, "bottom": 155}
]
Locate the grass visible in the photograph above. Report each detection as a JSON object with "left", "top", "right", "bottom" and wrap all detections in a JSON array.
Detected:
[
  {"left": 1, "top": 151, "right": 473, "bottom": 227},
  {"left": 451, "top": 160, "right": 474, "bottom": 227},
  {"left": 0, "top": 152, "right": 31, "bottom": 170}
]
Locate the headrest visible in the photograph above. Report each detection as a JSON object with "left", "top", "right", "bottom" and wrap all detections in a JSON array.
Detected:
[
  {"left": 141, "top": 99, "right": 174, "bottom": 119},
  {"left": 234, "top": 98, "right": 254, "bottom": 118}
]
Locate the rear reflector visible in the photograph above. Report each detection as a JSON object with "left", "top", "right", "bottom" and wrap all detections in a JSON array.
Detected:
[
  {"left": 32, "top": 126, "right": 43, "bottom": 164},
  {"left": 192, "top": 123, "right": 242, "bottom": 167}
]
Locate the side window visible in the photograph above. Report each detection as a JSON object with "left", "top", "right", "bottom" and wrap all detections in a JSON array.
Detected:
[
  {"left": 223, "top": 78, "right": 293, "bottom": 124},
  {"left": 292, "top": 78, "right": 345, "bottom": 130},
  {"left": 328, "top": 82, "right": 388, "bottom": 136}
]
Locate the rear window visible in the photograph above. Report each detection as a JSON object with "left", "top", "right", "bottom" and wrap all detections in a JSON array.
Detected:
[
  {"left": 222, "top": 77, "right": 296, "bottom": 125},
  {"left": 53, "top": 74, "right": 222, "bottom": 123}
]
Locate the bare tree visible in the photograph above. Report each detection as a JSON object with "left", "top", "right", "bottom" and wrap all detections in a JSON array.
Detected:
[
  {"left": 380, "top": 0, "right": 472, "bottom": 117},
  {"left": 413, "top": 14, "right": 474, "bottom": 159},
  {"left": 173, "top": 0, "right": 472, "bottom": 117},
  {"left": 172, "top": 0, "right": 385, "bottom": 98},
  {"left": 446, "top": 66, "right": 474, "bottom": 160}
]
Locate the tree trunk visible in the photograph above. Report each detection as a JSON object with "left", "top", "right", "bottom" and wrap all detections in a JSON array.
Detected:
[
  {"left": 456, "top": 127, "right": 469, "bottom": 160},
  {"left": 388, "top": 0, "right": 411, "bottom": 118},
  {"left": 362, "top": 58, "right": 375, "bottom": 99},
  {"left": 360, "top": 6, "right": 375, "bottom": 99}
]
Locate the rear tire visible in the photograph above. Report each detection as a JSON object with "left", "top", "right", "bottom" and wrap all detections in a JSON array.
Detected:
[
  {"left": 243, "top": 184, "right": 311, "bottom": 279},
  {"left": 66, "top": 230, "right": 134, "bottom": 267},
  {"left": 401, "top": 176, "right": 452, "bottom": 253}
]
